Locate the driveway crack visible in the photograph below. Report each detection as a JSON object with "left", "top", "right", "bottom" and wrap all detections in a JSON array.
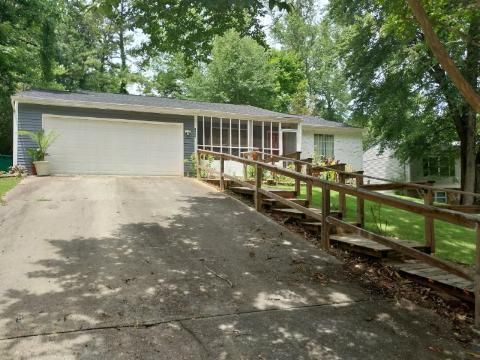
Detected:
[
  {"left": 178, "top": 320, "right": 211, "bottom": 359},
  {"left": 0, "top": 298, "right": 381, "bottom": 342}
]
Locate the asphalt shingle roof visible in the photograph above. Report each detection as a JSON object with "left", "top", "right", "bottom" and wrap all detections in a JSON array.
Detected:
[
  {"left": 15, "top": 89, "right": 298, "bottom": 119},
  {"left": 299, "top": 115, "right": 357, "bottom": 128}
]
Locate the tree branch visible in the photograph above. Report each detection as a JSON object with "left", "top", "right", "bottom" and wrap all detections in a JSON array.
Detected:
[{"left": 407, "top": 0, "right": 480, "bottom": 113}]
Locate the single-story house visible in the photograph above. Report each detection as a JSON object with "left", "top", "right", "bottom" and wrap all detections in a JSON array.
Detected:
[
  {"left": 299, "top": 115, "right": 363, "bottom": 171},
  {"left": 363, "top": 145, "right": 461, "bottom": 203},
  {"left": 12, "top": 89, "right": 364, "bottom": 176}
]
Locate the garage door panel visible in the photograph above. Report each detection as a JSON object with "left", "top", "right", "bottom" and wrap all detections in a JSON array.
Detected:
[{"left": 44, "top": 117, "right": 184, "bottom": 176}]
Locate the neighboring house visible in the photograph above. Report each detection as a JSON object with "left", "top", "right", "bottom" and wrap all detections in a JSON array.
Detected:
[
  {"left": 12, "top": 89, "right": 364, "bottom": 176},
  {"left": 300, "top": 116, "right": 364, "bottom": 171},
  {"left": 363, "top": 145, "right": 461, "bottom": 203}
]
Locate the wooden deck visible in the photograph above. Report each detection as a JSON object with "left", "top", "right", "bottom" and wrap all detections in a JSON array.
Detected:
[
  {"left": 389, "top": 261, "right": 474, "bottom": 303},
  {"left": 330, "top": 234, "right": 431, "bottom": 258}
]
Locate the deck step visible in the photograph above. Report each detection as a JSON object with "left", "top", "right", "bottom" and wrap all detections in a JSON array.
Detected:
[
  {"left": 230, "top": 186, "right": 296, "bottom": 198},
  {"left": 272, "top": 207, "right": 343, "bottom": 220},
  {"left": 302, "top": 221, "right": 323, "bottom": 232},
  {"left": 329, "top": 234, "right": 431, "bottom": 258},
  {"left": 262, "top": 198, "right": 309, "bottom": 209},
  {"left": 389, "top": 260, "right": 473, "bottom": 303},
  {"left": 272, "top": 208, "right": 309, "bottom": 219}
]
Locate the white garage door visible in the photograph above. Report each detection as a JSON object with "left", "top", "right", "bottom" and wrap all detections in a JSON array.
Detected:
[{"left": 44, "top": 116, "right": 184, "bottom": 175}]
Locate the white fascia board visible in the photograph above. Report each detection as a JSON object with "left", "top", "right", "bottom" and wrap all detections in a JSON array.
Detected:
[
  {"left": 12, "top": 96, "right": 302, "bottom": 124},
  {"left": 12, "top": 99, "right": 18, "bottom": 165}
]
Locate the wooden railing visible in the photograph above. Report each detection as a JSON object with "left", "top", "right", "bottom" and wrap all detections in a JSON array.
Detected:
[
  {"left": 197, "top": 149, "right": 480, "bottom": 327},
  {"left": 242, "top": 150, "right": 480, "bottom": 204}
]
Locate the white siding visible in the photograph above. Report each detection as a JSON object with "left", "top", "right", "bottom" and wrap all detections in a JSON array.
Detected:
[
  {"left": 363, "top": 145, "right": 408, "bottom": 183},
  {"left": 302, "top": 127, "right": 363, "bottom": 171}
]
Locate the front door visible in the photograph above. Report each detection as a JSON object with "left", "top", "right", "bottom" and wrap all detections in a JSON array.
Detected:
[{"left": 282, "top": 131, "right": 297, "bottom": 156}]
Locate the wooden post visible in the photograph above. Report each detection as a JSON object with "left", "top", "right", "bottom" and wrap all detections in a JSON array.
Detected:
[
  {"left": 356, "top": 172, "right": 365, "bottom": 228},
  {"left": 476, "top": 224, "right": 480, "bottom": 329},
  {"left": 243, "top": 164, "right": 248, "bottom": 181},
  {"left": 219, "top": 155, "right": 225, "bottom": 191},
  {"left": 254, "top": 163, "right": 263, "bottom": 212},
  {"left": 424, "top": 188, "right": 435, "bottom": 252},
  {"left": 338, "top": 173, "right": 346, "bottom": 219},
  {"left": 321, "top": 185, "right": 331, "bottom": 249},
  {"left": 196, "top": 152, "right": 201, "bottom": 179},
  {"left": 306, "top": 164, "right": 313, "bottom": 206},
  {"left": 295, "top": 162, "right": 301, "bottom": 196}
]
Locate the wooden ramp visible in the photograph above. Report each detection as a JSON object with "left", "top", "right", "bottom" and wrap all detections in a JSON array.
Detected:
[
  {"left": 389, "top": 261, "right": 474, "bottom": 303},
  {"left": 330, "top": 234, "right": 431, "bottom": 258}
]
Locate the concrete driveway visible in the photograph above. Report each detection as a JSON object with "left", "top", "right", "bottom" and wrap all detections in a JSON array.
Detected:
[{"left": 0, "top": 176, "right": 468, "bottom": 359}]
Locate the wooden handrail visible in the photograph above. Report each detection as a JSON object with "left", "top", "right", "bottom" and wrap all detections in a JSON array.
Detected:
[
  {"left": 198, "top": 150, "right": 480, "bottom": 228},
  {"left": 248, "top": 150, "right": 480, "bottom": 199}
]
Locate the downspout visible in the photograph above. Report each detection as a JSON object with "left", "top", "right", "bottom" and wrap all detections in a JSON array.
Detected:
[{"left": 11, "top": 99, "right": 18, "bottom": 166}]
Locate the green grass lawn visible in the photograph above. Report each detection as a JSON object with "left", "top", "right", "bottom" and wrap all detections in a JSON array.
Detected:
[
  {"left": 0, "top": 177, "right": 21, "bottom": 202},
  {"left": 279, "top": 184, "right": 476, "bottom": 266}
]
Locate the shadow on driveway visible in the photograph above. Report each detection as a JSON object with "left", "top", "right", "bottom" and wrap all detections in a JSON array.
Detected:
[{"left": 0, "top": 179, "right": 467, "bottom": 359}]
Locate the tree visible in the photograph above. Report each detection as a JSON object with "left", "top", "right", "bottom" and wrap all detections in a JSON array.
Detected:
[
  {"left": 0, "top": 0, "right": 58, "bottom": 154},
  {"left": 132, "top": 0, "right": 291, "bottom": 65},
  {"left": 141, "top": 53, "right": 189, "bottom": 98},
  {"left": 329, "top": 0, "right": 480, "bottom": 203},
  {"left": 185, "top": 30, "right": 276, "bottom": 109},
  {"left": 269, "top": 50, "right": 307, "bottom": 113},
  {"left": 93, "top": 0, "right": 136, "bottom": 93},
  {"left": 271, "top": 0, "right": 350, "bottom": 120}
]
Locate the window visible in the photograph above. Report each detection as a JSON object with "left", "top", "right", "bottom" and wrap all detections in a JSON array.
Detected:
[
  {"left": 434, "top": 191, "right": 447, "bottom": 204},
  {"left": 422, "top": 157, "right": 455, "bottom": 177},
  {"left": 314, "top": 134, "right": 334, "bottom": 158}
]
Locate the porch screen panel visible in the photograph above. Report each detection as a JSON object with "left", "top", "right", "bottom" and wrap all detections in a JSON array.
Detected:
[
  {"left": 197, "top": 117, "right": 204, "bottom": 149},
  {"left": 253, "top": 122, "right": 262, "bottom": 151},
  {"left": 221, "top": 118, "right": 230, "bottom": 153},
  {"left": 272, "top": 122, "right": 279, "bottom": 155},
  {"left": 204, "top": 117, "right": 212, "bottom": 150},
  {"left": 240, "top": 120, "right": 248, "bottom": 154}
]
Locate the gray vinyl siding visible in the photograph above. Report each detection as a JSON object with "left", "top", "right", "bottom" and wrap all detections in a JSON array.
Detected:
[{"left": 17, "top": 103, "right": 195, "bottom": 175}]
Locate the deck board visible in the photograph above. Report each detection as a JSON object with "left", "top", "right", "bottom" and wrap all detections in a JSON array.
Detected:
[
  {"left": 390, "top": 261, "right": 474, "bottom": 302},
  {"left": 330, "top": 234, "right": 431, "bottom": 258}
]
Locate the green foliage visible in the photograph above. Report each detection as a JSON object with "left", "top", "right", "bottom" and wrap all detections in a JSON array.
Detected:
[
  {"left": 130, "top": 0, "right": 274, "bottom": 65},
  {"left": 327, "top": 0, "right": 478, "bottom": 162},
  {"left": 185, "top": 30, "right": 276, "bottom": 109},
  {"left": 272, "top": 0, "right": 350, "bottom": 120},
  {"left": 269, "top": 50, "right": 306, "bottom": 113},
  {"left": 19, "top": 130, "right": 59, "bottom": 161}
]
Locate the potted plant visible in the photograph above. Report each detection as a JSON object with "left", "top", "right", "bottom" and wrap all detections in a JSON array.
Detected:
[{"left": 19, "top": 130, "right": 58, "bottom": 176}]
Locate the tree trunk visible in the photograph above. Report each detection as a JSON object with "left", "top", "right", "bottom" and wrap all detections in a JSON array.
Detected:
[
  {"left": 119, "top": 29, "right": 127, "bottom": 94},
  {"left": 458, "top": 112, "right": 477, "bottom": 205},
  {"left": 118, "top": 0, "right": 128, "bottom": 94}
]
